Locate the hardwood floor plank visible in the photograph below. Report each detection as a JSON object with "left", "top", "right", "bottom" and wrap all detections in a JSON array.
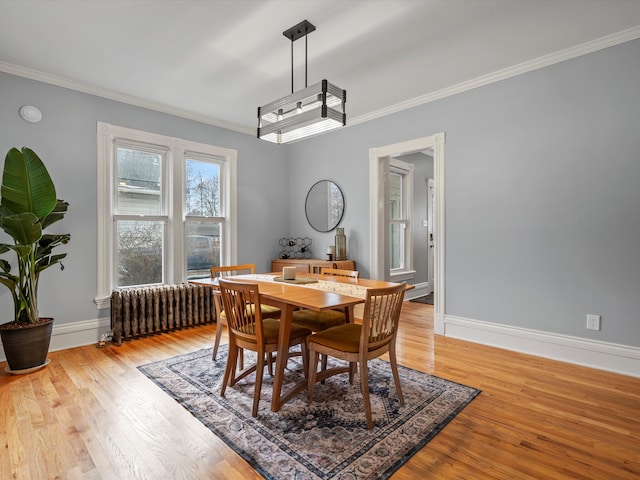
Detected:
[{"left": 1, "top": 302, "right": 639, "bottom": 479}]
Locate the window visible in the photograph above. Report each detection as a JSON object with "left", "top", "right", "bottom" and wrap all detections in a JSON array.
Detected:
[
  {"left": 96, "top": 122, "right": 237, "bottom": 307},
  {"left": 184, "top": 155, "right": 222, "bottom": 275},
  {"left": 389, "top": 158, "right": 414, "bottom": 279},
  {"left": 115, "top": 144, "right": 165, "bottom": 288}
]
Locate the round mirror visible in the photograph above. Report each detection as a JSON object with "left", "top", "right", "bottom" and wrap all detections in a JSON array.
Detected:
[{"left": 305, "top": 180, "right": 345, "bottom": 232}]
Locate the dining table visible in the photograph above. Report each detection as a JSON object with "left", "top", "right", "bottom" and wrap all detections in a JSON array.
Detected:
[{"left": 189, "top": 271, "right": 412, "bottom": 412}]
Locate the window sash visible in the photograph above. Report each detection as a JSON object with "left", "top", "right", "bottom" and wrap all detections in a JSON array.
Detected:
[{"left": 389, "top": 158, "right": 414, "bottom": 277}]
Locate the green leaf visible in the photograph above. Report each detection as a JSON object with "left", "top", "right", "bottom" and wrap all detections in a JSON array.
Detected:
[
  {"left": 0, "top": 258, "right": 12, "bottom": 273},
  {"left": 1, "top": 212, "right": 42, "bottom": 246},
  {"left": 1, "top": 147, "right": 57, "bottom": 218},
  {"left": 41, "top": 199, "right": 69, "bottom": 230}
]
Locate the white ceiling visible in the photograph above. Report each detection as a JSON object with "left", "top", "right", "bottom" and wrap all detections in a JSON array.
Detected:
[{"left": 2, "top": 0, "right": 640, "bottom": 135}]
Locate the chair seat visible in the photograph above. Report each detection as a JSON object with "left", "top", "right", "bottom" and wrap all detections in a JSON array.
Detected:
[
  {"left": 291, "top": 309, "right": 346, "bottom": 332},
  {"left": 307, "top": 323, "right": 361, "bottom": 353},
  {"left": 237, "top": 319, "right": 312, "bottom": 344}
]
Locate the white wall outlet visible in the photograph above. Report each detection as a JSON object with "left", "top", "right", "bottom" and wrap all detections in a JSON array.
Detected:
[{"left": 586, "top": 314, "right": 601, "bottom": 331}]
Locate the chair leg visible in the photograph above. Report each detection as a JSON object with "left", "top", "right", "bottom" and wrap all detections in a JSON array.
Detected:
[
  {"left": 308, "top": 349, "right": 320, "bottom": 402},
  {"left": 359, "top": 358, "right": 373, "bottom": 430},
  {"left": 349, "top": 361, "right": 357, "bottom": 384},
  {"left": 389, "top": 344, "right": 405, "bottom": 405},
  {"left": 252, "top": 352, "right": 266, "bottom": 417},
  {"left": 301, "top": 342, "right": 309, "bottom": 379},
  {"left": 221, "top": 341, "right": 238, "bottom": 396},
  {"left": 212, "top": 320, "right": 224, "bottom": 361},
  {"left": 320, "top": 354, "right": 328, "bottom": 384}
]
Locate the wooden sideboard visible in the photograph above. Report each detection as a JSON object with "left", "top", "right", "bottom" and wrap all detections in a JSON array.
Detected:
[{"left": 271, "top": 258, "right": 356, "bottom": 274}]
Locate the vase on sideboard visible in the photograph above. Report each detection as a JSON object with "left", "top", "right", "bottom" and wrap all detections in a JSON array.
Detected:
[{"left": 334, "top": 227, "right": 347, "bottom": 261}]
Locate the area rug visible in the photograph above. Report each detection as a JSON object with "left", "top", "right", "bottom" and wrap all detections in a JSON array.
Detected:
[
  {"left": 138, "top": 346, "right": 480, "bottom": 480},
  {"left": 410, "top": 293, "right": 434, "bottom": 304}
]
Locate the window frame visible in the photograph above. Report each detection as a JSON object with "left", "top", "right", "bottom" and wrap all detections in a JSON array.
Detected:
[{"left": 96, "top": 122, "right": 237, "bottom": 308}]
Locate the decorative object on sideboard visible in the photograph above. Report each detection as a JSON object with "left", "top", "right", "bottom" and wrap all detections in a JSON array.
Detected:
[
  {"left": 335, "top": 227, "right": 347, "bottom": 261},
  {"left": 256, "top": 19, "right": 346, "bottom": 144},
  {"left": 326, "top": 245, "right": 335, "bottom": 261},
  {"left": 279, "top": 237, "right": 312, "bottom": 259}
]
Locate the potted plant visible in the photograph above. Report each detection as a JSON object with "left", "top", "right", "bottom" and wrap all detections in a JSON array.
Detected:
[{"left": 0, "top": 147, "right": 70, "bottom": 372}]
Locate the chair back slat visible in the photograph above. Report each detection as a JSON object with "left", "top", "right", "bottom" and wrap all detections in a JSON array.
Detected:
[
  {"left": 211, "top": 263, "right": 256, "bottom": 278},
  {"left": 361, "top": 283, "right": 406, "bottom": 349},
  {"left": 218, "top": 279, "right": 264, "bottom": 343},
  {"left": 211, "top": 264, "right": 257, "bottom": 315}
]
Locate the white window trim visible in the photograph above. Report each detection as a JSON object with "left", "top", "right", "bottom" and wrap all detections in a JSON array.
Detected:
[
  {"left": 389, "top": 157, "right": 415, "bottom": 281},
  {"left": 95, "top": 122, "right": 237, "bottom": 308}
]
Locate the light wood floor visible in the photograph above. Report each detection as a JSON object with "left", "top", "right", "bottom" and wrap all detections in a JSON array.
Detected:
[{"left": 1, "top": 301, "right": 639, "bottom": 479}]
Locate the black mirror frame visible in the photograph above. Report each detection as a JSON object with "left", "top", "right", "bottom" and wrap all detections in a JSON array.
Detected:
[{"left": 305, "top": 180, "right": 345, "bottom": 232}]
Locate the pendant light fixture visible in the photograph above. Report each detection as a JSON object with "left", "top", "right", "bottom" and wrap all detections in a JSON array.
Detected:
[{"left": 257, "top": 19, "right": 347, "bottom": 144}]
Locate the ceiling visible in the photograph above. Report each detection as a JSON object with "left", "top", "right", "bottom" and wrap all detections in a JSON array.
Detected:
[{"left": 2, "top": 1, "right": 640, "bottom": 136}]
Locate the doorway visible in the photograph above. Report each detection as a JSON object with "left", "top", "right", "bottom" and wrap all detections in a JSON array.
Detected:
[{"left": 368, "top": 133, "right": 445, "bottom": 333}]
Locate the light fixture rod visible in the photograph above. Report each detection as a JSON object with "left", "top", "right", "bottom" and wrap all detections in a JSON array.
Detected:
[
  {"left": 283, "top": 20, "right": 315, "bottom": 93},
  {"left": 305, "top": 33, "right": 308, "bottom": 88}
]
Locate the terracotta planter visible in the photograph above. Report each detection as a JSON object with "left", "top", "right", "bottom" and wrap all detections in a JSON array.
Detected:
[{"left": 0, "top": 317, "right": 53, "bottom": 372}]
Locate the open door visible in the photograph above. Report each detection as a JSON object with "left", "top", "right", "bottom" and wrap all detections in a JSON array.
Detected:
[{"left": 426, "top": 178, "right": 435, "bottom": 295}]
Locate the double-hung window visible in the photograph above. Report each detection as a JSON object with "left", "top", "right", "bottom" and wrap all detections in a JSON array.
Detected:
[
  {"left": 389, "top": 158, "right": 414, "bottom": 280},
  {"left": 95, "top": 122, "right": 237, "bottom": 307}
]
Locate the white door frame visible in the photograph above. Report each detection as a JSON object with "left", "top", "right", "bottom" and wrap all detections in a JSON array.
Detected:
[{"left": 369, "top": 132, "right": 446, "bottom": 334}]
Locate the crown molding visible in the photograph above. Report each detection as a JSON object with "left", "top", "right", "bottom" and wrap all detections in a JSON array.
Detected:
[
  {"left": 350, "top": 26, "right": 640, "bottom": 127},
  {"left": 2, "top": 26, "right": 639, "bottom": 134},
  {"left": 0, "top": 60, "right": 254, "bottom": 136}
]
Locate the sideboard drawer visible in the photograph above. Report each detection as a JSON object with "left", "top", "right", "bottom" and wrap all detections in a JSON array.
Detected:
[{"left": 271, "top": 259, "right": 355, "bottom": 274}]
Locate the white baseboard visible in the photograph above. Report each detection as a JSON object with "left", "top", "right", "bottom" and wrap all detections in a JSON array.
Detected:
[
  {"left": 440, "top": 315, "right": 640, "bottom": 378},
  {"left": 4, "top": 314, "right": 638, "bottom": 379},
  {"left": 405, "top": 281, "right": 429, "bottom": 300},
  {"left": 0, "top": 318, "right": 112, "bottom": 362}
]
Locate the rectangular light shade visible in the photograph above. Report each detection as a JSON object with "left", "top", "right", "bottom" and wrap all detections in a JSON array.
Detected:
[{"left": 258, "top": 79, "right": 346, "bottom": 144}]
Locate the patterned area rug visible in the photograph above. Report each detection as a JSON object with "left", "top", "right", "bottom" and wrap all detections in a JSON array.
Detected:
[
  {"left": 138, "top": 346, "right": 480, "bottom": 480},
  {"left": 410, "top": 293, "right": 434, "bottom": 304}
]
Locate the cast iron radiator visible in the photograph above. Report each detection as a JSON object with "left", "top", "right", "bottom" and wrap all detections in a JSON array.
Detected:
[{"left": 110, "top": 283, "right": 216, "bottom": 345}]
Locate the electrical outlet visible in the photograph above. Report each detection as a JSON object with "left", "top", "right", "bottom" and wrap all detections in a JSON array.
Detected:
[{"left": 586, "top": 314, "right": 601, "bottom": 331}]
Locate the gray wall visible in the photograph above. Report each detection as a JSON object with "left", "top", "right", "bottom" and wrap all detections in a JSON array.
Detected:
[
  {"left": 289, "top": 39, "right": 640, "bottom": 347},
  {"left": 1, "top": 37, "right": 638, "bottom": 349},
  {"left": 0, "top": 72, "right": 289, "bottom": 326}
]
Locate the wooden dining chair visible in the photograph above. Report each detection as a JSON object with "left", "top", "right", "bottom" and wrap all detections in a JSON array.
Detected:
[
  {"left": 218, "top": 278, "right": 312, "bottom": 417},
  {"left": 210, "top": 264, "right": 281, "bottom": 362},
  {"left": 307, "top": 282, "right": 406, "bottom": 429},
  {"left": 291, "top": 267, "right": 359, "bottom": 371},
  {"left": 291, "top": 267, "right": 359, "bottom": 332}
]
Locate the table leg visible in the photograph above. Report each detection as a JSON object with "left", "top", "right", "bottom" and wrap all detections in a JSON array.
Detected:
[
  {"left": 345, "top": 305, "right": 355, "bottom": 323},
  {"left": 271, "top": 302, "right": 294, "bottom": 412}
]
